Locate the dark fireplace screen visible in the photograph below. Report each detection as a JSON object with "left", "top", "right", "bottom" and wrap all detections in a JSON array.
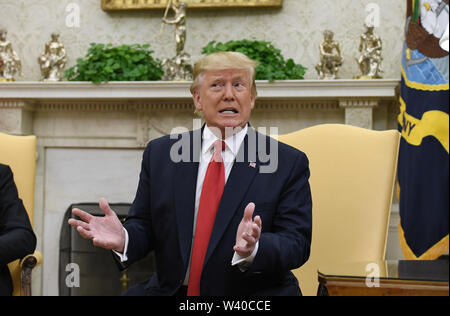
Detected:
[{"left": 59, "top": 203, "right": 156, "bottom": 296}]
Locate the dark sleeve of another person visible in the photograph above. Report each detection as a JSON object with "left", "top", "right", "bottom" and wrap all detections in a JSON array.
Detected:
[{"left": 0, "top": 164, "right": 37, "bottom": 265}]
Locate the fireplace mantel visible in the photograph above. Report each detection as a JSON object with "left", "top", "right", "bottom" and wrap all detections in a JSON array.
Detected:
[
  {"left": 1, "top": 80, "right": 399, "bottom": 146},
  {"left": 0, "top": 79, "right": 399, "bottom": 100}
]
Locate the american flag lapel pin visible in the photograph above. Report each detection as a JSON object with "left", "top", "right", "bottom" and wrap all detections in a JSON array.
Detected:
[{"left": 249, "top": 162, "right": 256, "bottom": 168}]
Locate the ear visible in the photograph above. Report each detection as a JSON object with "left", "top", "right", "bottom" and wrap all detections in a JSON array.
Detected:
[
  {"left": 192, "top": 89, "right": 202, "bottom": 111},
  {"left": 250, "top": 93, "right": 256, "bottom": 110}
]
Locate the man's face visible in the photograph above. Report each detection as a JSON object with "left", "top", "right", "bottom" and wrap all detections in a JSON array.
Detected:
[{"left": 193, "top": 69, "right": 255, "bottom": 137}]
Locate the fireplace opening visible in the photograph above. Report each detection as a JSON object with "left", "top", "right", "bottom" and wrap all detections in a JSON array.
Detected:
[{"left": 59, "top": 203, "right": 156, "bottom": 296}]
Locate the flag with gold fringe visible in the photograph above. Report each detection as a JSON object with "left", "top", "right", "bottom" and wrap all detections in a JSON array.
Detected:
[{"left": 398, "top": 0, "right": 449, "bottom": 259}]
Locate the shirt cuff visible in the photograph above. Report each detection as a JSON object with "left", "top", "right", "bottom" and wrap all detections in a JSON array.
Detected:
[
  {"left": 231, "top": 241, "right": 259, "bottom": 269},
  {"left": 112, "top": 227, "right": 129, "bottom": 262}
]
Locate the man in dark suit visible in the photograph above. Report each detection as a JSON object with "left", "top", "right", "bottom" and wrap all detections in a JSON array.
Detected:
[
  {"left": 0, "top": 163, "right": 37, "bottom": 296},
  {"left": 69, "top": 52, "right": 312, "bottom": 296}
]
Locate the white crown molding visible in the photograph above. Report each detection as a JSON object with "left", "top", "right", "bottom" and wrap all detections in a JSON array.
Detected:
[
  {"left": 0, "top": 80, "right": 399, "bottom": 116},
  {"left": 0, "top": 79, "right": 400, "bottom": 100}
]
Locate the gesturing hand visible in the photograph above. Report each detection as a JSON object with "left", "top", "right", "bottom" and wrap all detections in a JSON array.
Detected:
[
  {"left": 233, "top": 202, "right": 262, "bottom": 258},
  {"left": 68, "top": 198, "right": 125, "bottom": 253}
]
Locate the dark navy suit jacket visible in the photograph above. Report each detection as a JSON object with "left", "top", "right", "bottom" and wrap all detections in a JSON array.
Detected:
[
  {"left": 0, "top": 164, "right": 37, "bottom": 296},
  {"left": 120, "top": 126, "right": 312, "bottom": 296}
]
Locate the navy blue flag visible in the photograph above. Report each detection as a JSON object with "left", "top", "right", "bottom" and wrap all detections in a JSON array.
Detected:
[{"left": 398, "top": 0, "right": 449, "bottom": 259}]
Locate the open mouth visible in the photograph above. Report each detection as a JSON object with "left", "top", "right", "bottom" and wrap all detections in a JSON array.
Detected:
[{"left": 219, "top": 108, "right": 239, "bottom": 114}]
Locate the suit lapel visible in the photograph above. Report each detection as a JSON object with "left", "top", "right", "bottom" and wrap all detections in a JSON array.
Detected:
[
  {"left": 203, "top": 127, "right": 259, "bottom": 267},
  {"left": 174, "top": 128, "right": 201, "bottom": 268}
]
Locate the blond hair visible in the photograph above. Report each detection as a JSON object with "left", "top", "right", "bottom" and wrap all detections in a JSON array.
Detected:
[{"left": 190, "top": 51, "right": 259, "bottom": 97}]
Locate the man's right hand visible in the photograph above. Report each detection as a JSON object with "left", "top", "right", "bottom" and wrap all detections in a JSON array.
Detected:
[{"left": 68, "top": 197, "right": 125, "bottom": 253}]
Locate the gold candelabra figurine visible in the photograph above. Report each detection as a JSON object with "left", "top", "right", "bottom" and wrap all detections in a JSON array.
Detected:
[
  {"left": 0, "top": 28, "right": 22, "bottom": 82},
  {"left": 315, "top": 30, "right": 343, "bottom": 80},
  {"left": 355, "top": 24, "right": 383, "bottom": 79},
  {"left": 38, "top": 33, "right": 67, "bottom": 82},
  {"left": 161, "top": 0, "right": 193, "bottom": 81}
]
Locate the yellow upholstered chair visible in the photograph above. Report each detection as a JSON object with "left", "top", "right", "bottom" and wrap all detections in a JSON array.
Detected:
[
  {"left": 278, "top": 124, "right": 400, "bottom": 296},
  {"left": 0, "top": 132, "right": 42, "bottom": 296}
]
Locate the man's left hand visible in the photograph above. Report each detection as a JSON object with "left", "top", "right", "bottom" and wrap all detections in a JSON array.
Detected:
[{"left": 233, "top": 202, "right": 262, "bottom": 258}]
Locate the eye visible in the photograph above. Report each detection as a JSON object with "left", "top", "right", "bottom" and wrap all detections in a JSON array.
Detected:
[
  {"left": 234, "top": 82, "right": 246, "bottom": 89},
  {"left": 210, "top": 82, "right": 223, "bottom": 90}
]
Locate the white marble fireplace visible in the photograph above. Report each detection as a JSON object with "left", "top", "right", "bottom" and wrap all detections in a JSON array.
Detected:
[{"left": 0, "top": 79, "right": 401, "bottom": 295}]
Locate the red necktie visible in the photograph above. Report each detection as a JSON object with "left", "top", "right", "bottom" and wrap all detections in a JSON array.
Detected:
[{"left": 187, "top": 140, "right": 226, "bottom": 296}]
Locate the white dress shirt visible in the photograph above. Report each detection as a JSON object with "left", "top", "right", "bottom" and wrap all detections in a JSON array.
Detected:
[{"left": 115, "top": 124, "right": 258, "bottom": 285}]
